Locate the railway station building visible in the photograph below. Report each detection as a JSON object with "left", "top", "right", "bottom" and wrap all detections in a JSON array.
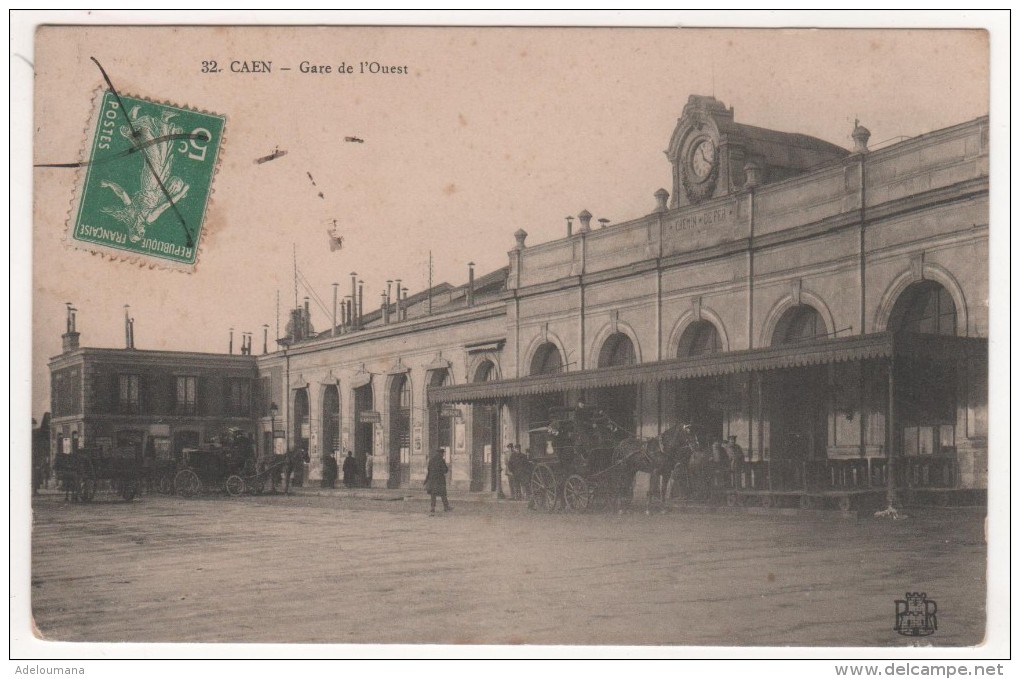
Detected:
[{"left": 50, "top": 95, "right": 990, "bottom": 502}]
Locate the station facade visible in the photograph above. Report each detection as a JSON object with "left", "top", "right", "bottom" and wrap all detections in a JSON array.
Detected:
[{"left": 50, "top": 95, "right": 990, "bottom": 498}]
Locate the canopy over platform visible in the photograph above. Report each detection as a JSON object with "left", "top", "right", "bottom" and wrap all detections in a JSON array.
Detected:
[{"left": 427, "top": 332, "right": 986, "bottom": 404}]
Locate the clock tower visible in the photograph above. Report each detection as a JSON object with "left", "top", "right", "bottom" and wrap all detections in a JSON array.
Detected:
[{"left": 665, "top": 95, "right": 850, "bottom": 209}]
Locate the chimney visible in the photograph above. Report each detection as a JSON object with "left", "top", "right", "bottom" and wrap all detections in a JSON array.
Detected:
[
  {"left": 381, "top": 291, "right": 389, "bottom": 323},
  {"left": 62, "top": 303, "right": 80, "bottom": 352},
  {"left": 578, "top": 209, "right": 592, "bottom": 233},
  {"left": 128, "top": 317, "right": 135, "bottom": 349},
  {"left": 263, "top": 324, "right": 269, "bottom": 354},
  {"left": 653, "top": 188, "right": 669, "bottom": 213},
  {"left": 350, "top": 272, "right": 358, "bottom": 329},
  {"left": 467, "top": 262, "right": 475, "bottom": 307},
  {"left": 332, "top": 283, "right": 338, "bottom": 337},
  {"left": 852, "top": 120, "right": 871, "bottom": 153},
  {"left": 566, "top": 216, "right": 574, "bottom": 237},
  {"left": 394, "top": 279, "right": 402, "bottom": 322},
  {"left": 357, "top": 280, "right": 364, "bottom": 328},
  {"left": 598, "top": 218, "right": 610, "bottom": 229},
  {"left": 401, "top": 287, "right": 408, "bottom": 320},
  {"left": 229, "top": 327, "right": 234, "bottom": 354}
]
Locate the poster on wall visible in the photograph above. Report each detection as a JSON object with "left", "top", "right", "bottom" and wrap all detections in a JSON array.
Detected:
[
  {"left": 454, "top": 422, "right": 466, "bottom": 452},
  {"left": 413, "top": 425, "right": 422, "bottom": 453}
]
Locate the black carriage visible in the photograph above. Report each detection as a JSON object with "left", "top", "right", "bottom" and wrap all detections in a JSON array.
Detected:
[
  {"left": 53, "top": 445, "right": 144, "bottom": 502},
  {"left": 528, "top": 406, "right": 630, "bottom": 512},
  {"left": 173, "top": 430, "right": 258, "bottom": 497}
]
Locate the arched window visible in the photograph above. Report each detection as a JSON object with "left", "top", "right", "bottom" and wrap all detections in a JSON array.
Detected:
[
  {"left": 889, "top": 281, "right": 957, "bottom": 336},
  {"left": 772, "top": 305, "right": 826, "bottom": 346},
  {"left": 597, "top": 333, "right": 636, "bottom": 368},
  {"left": 398, "top": 376, "right": 411, "bottom": 408},
  {"left": 474, "top": 360, "right": 497, "bottom": 383},
  {"left": 677, "top": 320, "right": 721, "bottom": 357},
  {"left": 530, "top": 343, "right": 563, "bottom": 376}
]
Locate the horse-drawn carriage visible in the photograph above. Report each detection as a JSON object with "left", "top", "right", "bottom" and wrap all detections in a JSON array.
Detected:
[
  {"left": 527, "top": 406, "right": 634, "bottom": 512},
  {"left": 53, "top": 445, "right": 144, "bottom": 502},
  {"left": 173, "top": 429, "right": 260, "bottom": 497}
]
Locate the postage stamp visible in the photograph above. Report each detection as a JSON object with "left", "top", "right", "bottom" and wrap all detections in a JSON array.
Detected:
[{"left": 68, "top": 90, "right": 225, "bottom": 269}]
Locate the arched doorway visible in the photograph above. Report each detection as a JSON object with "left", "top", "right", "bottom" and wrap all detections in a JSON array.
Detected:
[
  {"left": 889, "top": 281, "right": 958, "bottom": 458},
  {"left": 593, "top": 332, "right": 637, "bottom": 433},
  {"left": 768, "top": 305, "right": 828, "bottom": 473},
  {"left": 470, "top": 361, "right": 500, "bottom": 491},
  {"left": 353, "top": 382, "right": 374, "bottom": 482},
  {"left": 388, "top": 374, "right": 411, "bottom": 488},
  {"left": 322, "top": 385, "right": 340, "bottom": 467},
  {"left": 292, "top": 388, "right": 310, "bottom": 486},
  {"left": 675, "top": 320, "right": 725, "bottom": 442}
]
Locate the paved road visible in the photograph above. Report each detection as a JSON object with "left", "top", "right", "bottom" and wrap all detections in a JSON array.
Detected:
[{"left": 30, "top": 490, "right": 986, "bottom": 646}]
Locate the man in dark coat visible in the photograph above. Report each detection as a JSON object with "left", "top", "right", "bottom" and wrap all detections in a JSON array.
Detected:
[
  {"left": 342, "top": 451, "right": 359, "bottom": 488},
  {"left": 424, "top": 448, "right": 452, "bottom": 513},
  {"left": 322, "top": 451, "right": 339, "bottom": 488}
]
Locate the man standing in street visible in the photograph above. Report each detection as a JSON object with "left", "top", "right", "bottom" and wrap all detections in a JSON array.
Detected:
[
  {"left": 342, "top": 450, "right": 359, "bottom": 488},
  {"left": 424, "top": 448, "right": 452, "bottom": 513},
  {"left": 322, "top": 451, "right": 338, "bottom": 489}
]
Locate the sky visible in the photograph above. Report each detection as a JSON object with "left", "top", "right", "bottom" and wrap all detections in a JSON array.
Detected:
[{"left": 26, "top": 25, "right": 989, "bottom": 420}]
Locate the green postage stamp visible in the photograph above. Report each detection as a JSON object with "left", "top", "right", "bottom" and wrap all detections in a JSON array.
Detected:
[{"left": 69, "top": 91, "right": 225, "bottom": 270}]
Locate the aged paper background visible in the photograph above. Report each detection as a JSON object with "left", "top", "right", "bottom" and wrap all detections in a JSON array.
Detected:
[{"left": 13, "top": 12, "right": 1008, "bottom": 664}]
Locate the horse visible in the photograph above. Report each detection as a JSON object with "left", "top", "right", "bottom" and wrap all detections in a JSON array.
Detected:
[
  {"left": 611, "top": 423, "right": 696, "bottom": 514},
  {"left": 271, "top": 447, "right": 310, "bottom": 494}
]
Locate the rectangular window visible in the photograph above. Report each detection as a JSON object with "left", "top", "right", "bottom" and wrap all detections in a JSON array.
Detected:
[
  {"left": 118, "top": 374, "right": 140, "bottom": 413},
  {"left": 176, "top": 376, "right": 197, "bottom": 415},
  {"left": 229, "top": 378, "right": 252, "bottom": 416}
]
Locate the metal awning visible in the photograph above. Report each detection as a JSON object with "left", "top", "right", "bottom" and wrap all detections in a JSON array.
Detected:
[{"left": 427, "top": 332, "right": 986, "bottom": 404}]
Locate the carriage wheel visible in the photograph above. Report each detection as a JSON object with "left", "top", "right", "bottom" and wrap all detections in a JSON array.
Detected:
[
  {"left": 121, "top": 477, "right": 139, "bottom": 501},
  {"left": 530, "top": 464, "right": 559, "bottom": 512},
  {"left": 174, "top": 469, "right": 201, "bottom": 497},
  {"left": 78, "top": 476, "right": 97, "bottom": 503},
  {"left": 563, "top": 475, "right": 591, "bottom": 513},
  {"left": 225, "top": 475, "right": 246, "bottom": 497},
  {"left": 158, "top": 474, "right": 174, "bottom": 495}
]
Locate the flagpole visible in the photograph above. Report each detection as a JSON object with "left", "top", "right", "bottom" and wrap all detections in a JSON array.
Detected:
[{"left": 428, "top": 250, "right": 433, "bottom": 315}]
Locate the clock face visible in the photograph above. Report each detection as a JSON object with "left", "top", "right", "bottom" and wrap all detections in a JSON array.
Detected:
[{"left": 689, "top": 138, "right": 716, "bottom": 181}]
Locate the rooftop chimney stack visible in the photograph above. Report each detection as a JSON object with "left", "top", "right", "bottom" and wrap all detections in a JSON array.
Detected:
[
  {"left": 124, "top": 305, "right": 131, "bottom": 349},
  {"left": 566, "top": 216, "right": 574, "bottom": 237},
  {"left": 381, "top": 291, "right": 389, "bottom": 324},
  {"left": 395, "top": 279, "right": 402, "bottom": 322},
  {"left": 128, "top": 317, "right": 135, "bottom": 350},
  {"left": 263, "top": 324, "right": 269, "bottom": 354},
  {"left": 578, "top": 209, "right": 592, "bottom": 233},
  {"left": 357, "top": 280, "right": 364, "bottom": 329},
  {"left": 401, "top": 286, "right": 409, "bottom": 320},
  {"left": 332, "top": 283, "right": 339, "bottom": 337},
  {"left": 62, "top": 303, "right": 80, "bottom": 352},
  {"left": 598, "top": 218, "right": 610, "bottom": 229},
  {"left": 229, "top": 327, "right": 234, "bottom": 354},
  {"left": 350, "top": 272, "right": 358, "bottom": 330},
  {"left": 467, "top": 262, "right": 475, "bottom": 307}
]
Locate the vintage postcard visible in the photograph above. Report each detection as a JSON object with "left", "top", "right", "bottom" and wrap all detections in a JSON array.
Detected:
[{"left": 15, "top": 15, "right": 1005, "bottom": 662}]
